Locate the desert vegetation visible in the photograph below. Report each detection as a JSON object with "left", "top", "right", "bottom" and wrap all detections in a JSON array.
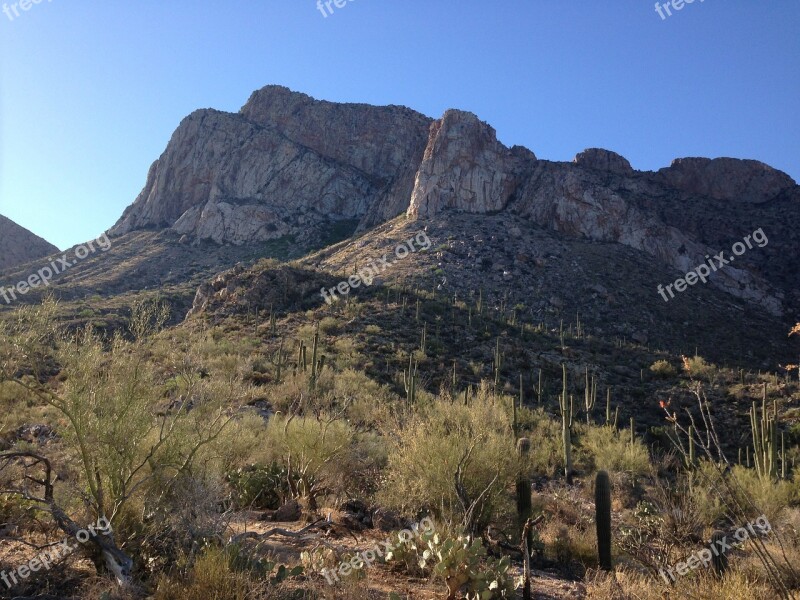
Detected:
[{"left": 1, "top": 286, "right": 800, "bottom": 599}]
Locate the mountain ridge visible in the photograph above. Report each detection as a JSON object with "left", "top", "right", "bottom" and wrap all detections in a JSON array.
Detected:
[{"left": 0, "top": 214, "right": 60, "bottom": 272}]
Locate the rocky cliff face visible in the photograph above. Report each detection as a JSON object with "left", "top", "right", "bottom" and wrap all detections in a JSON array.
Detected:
[
  {"left": 111, "top": 86, "right": 431, "bottom": 245},
  {"left": 404, "top": 113, "right": 795, "bottom": 315},
  {"left": 0, "top": 214, "right": 59, "bottom": 272},
  {"left": 110, "top": 85, "right": 797, "bottom": 315}
]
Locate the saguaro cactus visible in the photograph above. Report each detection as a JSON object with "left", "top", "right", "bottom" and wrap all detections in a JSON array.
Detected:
[
  {"left": 595, "top": 470, "right": 612, "bottom": 571},
  {"left": 559, "top": 364, "right": 574, "bottom": 484},
  {"left": 710, "top": 530, "right": 729, "bottom": 577},
  {"left": 403, "top": 353, "right": 418, "bottom": 405},
  {"left": 751, "top": 387, "right": 778, "bottom": 480},
  {"left": 516, "top": 437, "right": 533, "bottom": 552},
  {"left": 584, "top": 367, "right": 597, "bottom": 424}
]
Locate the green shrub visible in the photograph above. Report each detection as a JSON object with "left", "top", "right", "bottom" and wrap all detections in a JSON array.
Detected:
[
  {"left": 581, "top": 424, "right": 651, "bottom": 476},
  {"left": 649, "top": 360, "right": 677, "bottom": 378},
  {"left": 226, "top": 463, "right": 297, "bottom": 510},
  {"left": 378, "top": 382, "right": 518, "bottom": 531}
]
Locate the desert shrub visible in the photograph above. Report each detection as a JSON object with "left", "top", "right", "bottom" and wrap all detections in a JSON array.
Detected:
[
  {"left": 587, "top": 567, "right": 776, "bottom": 600},
  {"left": 318, "top": 316, "right": 341, "bottom": 335},
  {"left": 259, "top": 412, "right": 383, "bottom": 505},
  {"left": 649, "top": 360, "right": 677, "bottom": 378},
  {"left": 686, "top": 461, "right": 728, "bottom": 524},
  {"left": 226, "top": 462, "right": 296, "bottom": 510},
  {"left": 728, "top": 465, "right": 794, "bottom": 524},
  {"left": 153, "top": 544, "right": 301, "bottom": 600},
  {"left": 378, "top": 382, "right": 519, "bottom": 532},
  {"left": 681, "top": 355, "right": 717, "bottom": 381},
  {"left": 580, "top": 424, "right": 651, "bottom": 476},
  {"left": 516, "top": 407, "right": 568, "bottom": 477}
]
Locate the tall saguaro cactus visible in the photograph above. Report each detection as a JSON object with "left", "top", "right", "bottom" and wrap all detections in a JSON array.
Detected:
[
  {"left": 516, "top": 437, "right": 533, "bottom": 553},
  {"left": 595, "top": 470, "right": 613, "bottom": 571},
  {"left": 710, "top": 530, "right": 729, "bottom": 577},
  {"left": 751, "top": 385, "right": 779, "bottom": 480},
  {"left": 559, "top": 364, "right": 574, "bottom": 484}
]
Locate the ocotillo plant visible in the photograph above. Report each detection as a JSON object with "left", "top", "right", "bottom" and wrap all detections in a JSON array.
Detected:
[
  {"left": 686, "top": 425, "right": 696, "bottom": 469},
  {"left": 710, "top": 530, "right": 729, "bottom": 577},
  {"left": 516, "top": 437, "right": 533, "bottom": 552},
  {"left": 559, "top": 364, "right": 574, "bottom": 484},
  {"left": 751, "top": 389, "right": 778, "bottom": 480},
  {"left": 595, "top": 470, "right": 613, "bottom": 571}
]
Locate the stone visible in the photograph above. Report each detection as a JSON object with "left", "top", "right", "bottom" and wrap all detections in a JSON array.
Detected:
[{"left": 574, "top": 148, "right": 634, "bottom": 175}]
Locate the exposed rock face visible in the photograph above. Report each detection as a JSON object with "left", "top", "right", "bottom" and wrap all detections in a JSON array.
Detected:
[
  {"left": 656, "top": 157, "right": 796, "bottom": 203},
  {"left": 510, "top": 162, "right": 783, "bottom": 315},
  {"left": 0, "top": 214, "right": 59, "bottom": 272},
  {"left": 111, "top": 86, "right": 432, "bottom": 245},
  {"left": 574, "top": 148, "right": 634, "bottom": 176},
  {"left": 405, "top": 119, "right": 794, "bottom": 315},
  {"left": 110, "top": 86, "right": 798, "bottom": 315},
  {"left": 407, "top": 110, "right": 531, "bottom": 218}
]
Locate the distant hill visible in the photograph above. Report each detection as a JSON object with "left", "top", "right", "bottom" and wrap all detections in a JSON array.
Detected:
[{"left": 0, "top": 214, "right": 59, "bottom": 272}]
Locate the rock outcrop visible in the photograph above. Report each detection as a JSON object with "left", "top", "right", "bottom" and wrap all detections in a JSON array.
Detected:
[
  {"left": 405, "top": 114, "right": 794, "bottom": 316},
  {"left": 655, "top": 157, "right": 795, "bottom": 203},
  {"left": 111, "top": 86, "right": 431, "bottom": 246},
  {"left": 110, "top": 85, "right": 798, "bottom": 316},
  {"left": 407, "top": 110, "right": 531, "bottom": 218},
  {"left": 0, "top": 214, "right": 59, "bottom": 272},
  {"left": 574, "top": 148, "right": 634, "bottom": 176}
]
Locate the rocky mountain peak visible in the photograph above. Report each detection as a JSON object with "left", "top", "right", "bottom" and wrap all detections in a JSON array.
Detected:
[
  {"left": 108, "top": 86, "right": 798, "bottom": 317},
  {"left": 406, "top": 109, "right": 532, "bottom": 219},
  {"left": 656, "top": 157, "right": 796, "bottom": 203},
  {"left": 0, "top": 214, "right": 59, "bottom": 272},
  {"left": 573, "top": 148, "right": 634, "bottom": 175}
]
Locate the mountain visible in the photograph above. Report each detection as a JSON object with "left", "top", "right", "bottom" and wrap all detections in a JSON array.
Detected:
[
  {"left": 110, "top": 86, "right": 798, "bottom": 317},
  {"left": 0, "top": 214, "right": 60, "bottom": 272},
  {"left": 4, "top": 85, "right": 798, "bottom": 365}
]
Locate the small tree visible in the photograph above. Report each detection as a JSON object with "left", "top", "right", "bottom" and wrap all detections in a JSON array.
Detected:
[{"left": 0, "top": 299, "right": 240, "bottom": 584}]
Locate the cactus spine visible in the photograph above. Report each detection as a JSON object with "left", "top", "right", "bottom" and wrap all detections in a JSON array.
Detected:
[
  {"left": 595, "top": 470, "right": 613, "bottom": 571},
  {"left": 559, "top": 364, "right": 574, "bottom": 484}
]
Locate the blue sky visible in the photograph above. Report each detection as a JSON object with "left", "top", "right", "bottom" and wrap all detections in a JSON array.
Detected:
[{"left": 0, "top": 1, "right": 798, "bottom": 250}]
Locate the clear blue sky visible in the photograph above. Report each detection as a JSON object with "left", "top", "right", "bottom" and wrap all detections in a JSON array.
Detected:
[{"left": 1, "top": 1, "right": 798, "bottom": 250}]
